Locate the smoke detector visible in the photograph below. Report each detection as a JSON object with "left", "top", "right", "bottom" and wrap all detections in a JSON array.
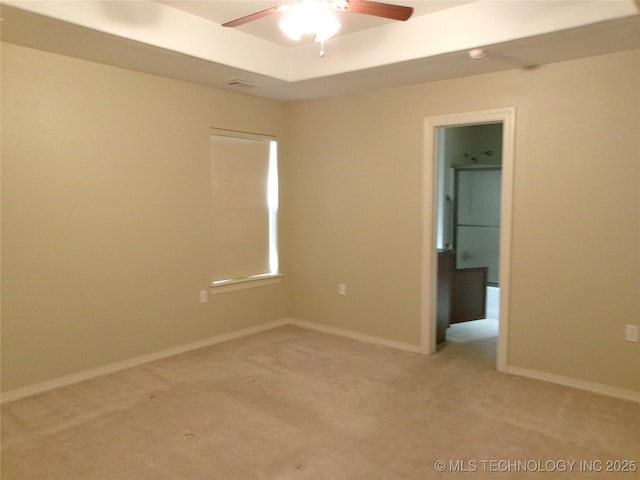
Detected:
[{"left": 468, "top": 48, "right": 486, "bottom": 60}]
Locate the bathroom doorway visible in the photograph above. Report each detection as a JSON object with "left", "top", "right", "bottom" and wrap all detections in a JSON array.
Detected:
[
  {"left": 438, "top": 125, "right": 502, "bottom": 364},
  {"left": 421, "top": 108, "right": 516, "bottom": 372}
]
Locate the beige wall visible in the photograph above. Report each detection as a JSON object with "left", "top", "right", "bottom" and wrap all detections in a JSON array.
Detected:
[
  {"left": 286, "top": 49, "right": 640, "bottom": 392},
  {"left": 1, "top": 43, "right": 289, "bottom": 392},
  {"left": 2, "top": 41, "right": 639, "bottom": 395}
]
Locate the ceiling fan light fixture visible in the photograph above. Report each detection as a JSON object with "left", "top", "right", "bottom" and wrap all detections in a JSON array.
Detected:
[{"left": 278, "top": 1, "right": 341, "bottom": 43}]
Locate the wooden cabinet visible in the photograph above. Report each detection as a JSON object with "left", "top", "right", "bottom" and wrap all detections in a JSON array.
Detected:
[
  {"left": 450, "top": 266, "right": 488, "bottom": 324},
  {"left": 437, "top": 249, "right": 488, "bottom": 343},
  {"left": 437, "top": 250, "right": 454, "bottom": 344}
]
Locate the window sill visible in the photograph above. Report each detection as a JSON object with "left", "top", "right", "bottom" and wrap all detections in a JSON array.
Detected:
[{"left": 209, "top": 274, "right": 284, "bottom": 295}]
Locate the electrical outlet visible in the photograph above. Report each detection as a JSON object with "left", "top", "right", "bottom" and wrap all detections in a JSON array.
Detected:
[
  {"left": 338, "top": 283, "right": 347, "bottom": 296},
  {"left": 199, "top": 290, "right": 208, "bottom": 303},
  {"left": 625, "top": 324, "right": 639, "bottom": 342}
]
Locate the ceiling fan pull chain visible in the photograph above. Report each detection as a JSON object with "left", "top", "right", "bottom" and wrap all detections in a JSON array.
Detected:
[{"left": 320, "top": 40, "right": 326, "bottom": 57}]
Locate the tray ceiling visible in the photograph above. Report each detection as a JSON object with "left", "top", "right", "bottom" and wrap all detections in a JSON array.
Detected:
[{"left": 2, "top": 1, "right": 639, "bottom": 101}]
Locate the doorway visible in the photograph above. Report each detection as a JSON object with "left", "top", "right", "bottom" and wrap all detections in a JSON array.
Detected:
[{"left": 421, "top": 108, "right": 516, "bottom": 372}]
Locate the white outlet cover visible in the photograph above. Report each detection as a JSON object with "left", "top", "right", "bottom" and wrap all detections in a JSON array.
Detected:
[{"left": 625, "top": 325, "right": 639, "bottom": 342}]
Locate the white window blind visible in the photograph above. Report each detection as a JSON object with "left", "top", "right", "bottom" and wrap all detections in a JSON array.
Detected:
[{"left": 210, "top": 133, "right": 278, "bottom": 283}]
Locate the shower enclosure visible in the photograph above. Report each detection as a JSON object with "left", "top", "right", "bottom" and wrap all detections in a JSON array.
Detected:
[{"left": 453, "top": 165, "right": 501, "bottom": 286}]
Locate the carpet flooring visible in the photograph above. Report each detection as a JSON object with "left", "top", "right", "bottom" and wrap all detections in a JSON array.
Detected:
[{"left": 2, "top": 324, "right": 639, "bottom": 479}]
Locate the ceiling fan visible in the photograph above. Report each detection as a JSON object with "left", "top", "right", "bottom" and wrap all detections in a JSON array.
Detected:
[{"left": 222, "top": 0, "right": 414, "bottom": 55}]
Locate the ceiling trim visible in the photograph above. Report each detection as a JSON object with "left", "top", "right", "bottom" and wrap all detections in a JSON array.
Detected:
[
  {"left": 2, "top": 1, "right": 639, "bottom": 101},
  {"left": 288, "top": 0, "right": 640, "bottom": 80},
  {"left": 4, "top": 0, "right": 639, "bottom": 83},
  {"left": 3, "top": 0, "right": 289, "bottom": 79}
]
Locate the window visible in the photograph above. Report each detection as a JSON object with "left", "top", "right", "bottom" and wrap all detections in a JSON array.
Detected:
[{"left": 210, "top": 131, "right": 281, "bottom": 293}]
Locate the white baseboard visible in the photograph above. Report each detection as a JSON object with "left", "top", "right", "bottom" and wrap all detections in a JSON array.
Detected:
[
  {"left": 506, "top": 366, "right": 640, "bottom": 403},
  {"left": 285, "top": 317, "right": 423, "bottom": 354},
  {"left": 4, "top": 318, "right": 637, "bottom": 405},
  {"left": 1, "top": 318, "right": 422, "bottom": 404},
  {"left": 0, "top": 319, "right": 289, "bottom": 404}
]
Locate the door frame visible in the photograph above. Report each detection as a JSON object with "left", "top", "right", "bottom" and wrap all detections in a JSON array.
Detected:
[{"left": 421, "top": 107, "right": 516, "bottom": 372}]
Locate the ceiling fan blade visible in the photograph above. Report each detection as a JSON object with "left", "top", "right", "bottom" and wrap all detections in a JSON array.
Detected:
[
  {"left": 346, "top": 0, "right": 413, "bottom": 21},
  {"left": 222, "top": 6, "right": 279, "bottom": 28}
]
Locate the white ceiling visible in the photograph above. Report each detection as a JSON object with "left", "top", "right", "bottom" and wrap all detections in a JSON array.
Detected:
[
  {"left": 2, "top": 1, "right": 639, "bottom": 101},
  {"left": 156, "top": 1, "right": 475, "bottom": 46}
]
